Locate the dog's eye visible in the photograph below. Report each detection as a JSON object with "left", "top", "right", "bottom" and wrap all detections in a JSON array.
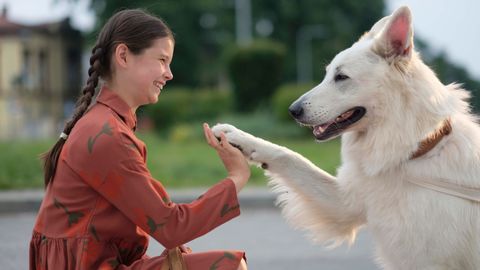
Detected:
[{"left": 334, "top": 74, "right": 349, "bottom": 82}]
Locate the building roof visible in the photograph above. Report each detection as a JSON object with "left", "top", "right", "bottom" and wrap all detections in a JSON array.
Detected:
[
  {"left": 0, "top": 6, "right": 79, "bottom": 36},
  {"left": 0, "top": 14, "right": 24, "bottom": 34}
]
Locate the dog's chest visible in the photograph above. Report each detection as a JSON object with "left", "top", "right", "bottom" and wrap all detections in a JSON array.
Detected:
[
  {"left": 347, "top": 174, "right": 478, "bottom": 267},
  {"left": 351, "top": 176, "right": 416, "bottom": 225}
]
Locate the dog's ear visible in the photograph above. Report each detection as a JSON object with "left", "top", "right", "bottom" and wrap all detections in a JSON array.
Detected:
[
  {"left": 359, "top": 16, "right": 390, "bottom": 41},
  {"left": 373, "top": 6, "right": 413, "bottom": 60}
]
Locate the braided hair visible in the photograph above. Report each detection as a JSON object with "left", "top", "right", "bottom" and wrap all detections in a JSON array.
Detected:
[{"left": 42, "top": 9, "right": 173, "bottom": 186}]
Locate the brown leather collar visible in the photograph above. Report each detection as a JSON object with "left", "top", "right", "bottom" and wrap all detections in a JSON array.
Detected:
[{"left": 410, "top": 118, "right": 452, "bottom": 160}]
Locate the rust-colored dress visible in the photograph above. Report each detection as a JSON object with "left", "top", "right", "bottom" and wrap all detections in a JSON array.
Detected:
[{"left": 30, "top": 87, "right": 244, "bottom": 269}]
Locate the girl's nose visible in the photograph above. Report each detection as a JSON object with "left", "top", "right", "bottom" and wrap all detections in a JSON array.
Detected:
[{"left": 164, "top": 66, "right": 173, "bottom": 81}]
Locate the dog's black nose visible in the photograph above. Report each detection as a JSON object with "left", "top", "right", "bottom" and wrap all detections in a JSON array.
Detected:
[{"left": 288, "top": 103, "right": 304, "bottom": 118}]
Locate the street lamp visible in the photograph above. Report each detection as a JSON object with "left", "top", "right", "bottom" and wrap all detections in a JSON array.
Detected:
[
  {"left": 296, "top": 25, "right": 325, "bottom": 84},
  {"left": 235, "top": 0, "right": 252, "bottom": 46}
]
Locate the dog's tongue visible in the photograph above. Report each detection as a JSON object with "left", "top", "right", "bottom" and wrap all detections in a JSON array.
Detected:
[{"left": 313, "top": 110, "right": 354, "bottom": 137}]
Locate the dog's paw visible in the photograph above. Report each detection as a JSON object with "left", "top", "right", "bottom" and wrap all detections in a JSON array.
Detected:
[
  {"left": 211, "top": 123, "right": 253, "bottom": 153},
  {"left": 211, "top": 123, "right": 238, "bottom": 138},
  {"left": 212, "top": 123, "right": 268, "bottom": 167}
]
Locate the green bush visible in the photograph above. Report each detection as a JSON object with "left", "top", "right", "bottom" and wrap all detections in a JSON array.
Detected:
[
  {"left": 272, "top": 83, "right": 315, "bottom": 122},
  {"left": 227, "top": 40, "right": 286, "bottom": 112},
  {"left": 141, "top": 87, "right": 233, "bottom": 132},
  {"left": 216, "top": 110, "right": 307, "bottom": 140},
  {"left": 139, "top": 132, "right": 340, "bottom": 188},
  {"left": 0, "top": 139, "right": 52, "bottom": 189}
]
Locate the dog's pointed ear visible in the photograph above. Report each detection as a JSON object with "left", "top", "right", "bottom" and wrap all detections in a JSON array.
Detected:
[
  {"left": 359, "top": 16, "right": 390, "bottom": 41},
  {"left": 373, "top": 6, "right": 413, "bottom": 60}
]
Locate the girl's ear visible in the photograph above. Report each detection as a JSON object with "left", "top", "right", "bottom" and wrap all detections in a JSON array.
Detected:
[
  {"left": 113, "top": 43, "right": 129, "bottom": 68},
  {"left": 373, "top": 6, "right": 414, "bottom": 60}
]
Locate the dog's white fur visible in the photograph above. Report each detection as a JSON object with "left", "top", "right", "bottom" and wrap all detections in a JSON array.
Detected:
[{"left": 213, "top": 6, "right": 480, "bottom": 270}]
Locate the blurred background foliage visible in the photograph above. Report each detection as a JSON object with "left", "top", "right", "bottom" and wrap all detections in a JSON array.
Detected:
[
  {"left": 87, "top": 0, "right": 387, "bottom": 88},
  {"left": 85, "top": 0, "right": 479, "bottom": 118},
  {"left": 2, "top": 0, "right": 480, "bottom": 189},
  {"left": 227, "top": 40, "right": 286, "bottom": 112}
]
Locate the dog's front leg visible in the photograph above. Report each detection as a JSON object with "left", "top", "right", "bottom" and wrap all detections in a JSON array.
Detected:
[
  {"left": 211, "top": 124, "right": 337, "bottom": 197},
  {"left": 212, "top": 124, "right": 365, "bottom": 244}
]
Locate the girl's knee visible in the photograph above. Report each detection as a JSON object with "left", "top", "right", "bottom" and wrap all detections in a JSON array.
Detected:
[{"left": 237, "top": 258, "right": 247, "bottom": 270}]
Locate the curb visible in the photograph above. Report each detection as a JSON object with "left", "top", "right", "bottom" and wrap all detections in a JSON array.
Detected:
[
  {"left": 0, "top": 187, "right": 277, "bottom": 214},
  {"left": 0, "top": 189, "right": 44, "bottom": 214}
]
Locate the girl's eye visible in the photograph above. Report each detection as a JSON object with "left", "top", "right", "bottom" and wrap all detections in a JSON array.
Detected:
[{"left": 334, "top": 74, "right": 349, "bottom": 82}]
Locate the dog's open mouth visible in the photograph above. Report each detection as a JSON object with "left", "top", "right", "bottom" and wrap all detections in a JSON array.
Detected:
[{"left": 312, "top": 107, "right": 366, "bottom": 140}]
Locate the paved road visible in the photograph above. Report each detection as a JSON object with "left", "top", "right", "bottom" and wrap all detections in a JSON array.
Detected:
[{"left": 1, "top": 208, "right": 379, "bottom": 269}]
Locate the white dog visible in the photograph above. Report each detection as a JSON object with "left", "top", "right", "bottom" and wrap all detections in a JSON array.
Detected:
[{"left": 213, "top": 6, "right": 480, "bottom": 270}]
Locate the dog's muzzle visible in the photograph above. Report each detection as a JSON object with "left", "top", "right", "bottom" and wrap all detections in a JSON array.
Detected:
[{"left": 289, "top": 101, "right": 304, "bottom": 119}]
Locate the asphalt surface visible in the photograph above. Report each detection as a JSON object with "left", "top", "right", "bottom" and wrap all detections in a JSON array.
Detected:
[
  {"left": 0, "top": 188, "right": 380, "bottom": 269},
  {"left": 0, "top": 211, "right": 379, "bottom": 269}
]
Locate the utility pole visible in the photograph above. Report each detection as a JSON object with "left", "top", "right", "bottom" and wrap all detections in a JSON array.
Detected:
[
  {"left": 235, "top": 0, "right": 252, "bottom": 46},
  {"left": 296, "top": 25, "right": 325, "bottom": 84}
]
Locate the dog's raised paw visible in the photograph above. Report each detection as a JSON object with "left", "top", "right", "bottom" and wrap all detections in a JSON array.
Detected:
[
  {"left": 211, "top": 123, "right": 236, "bottom": 134},
  {"left": 229, "top": 142, "right": 243, "bottom": 152},
  {"left": 212, "top": 123, "right": 257, "bottom": 157},
  {"left": 212, "top": 124, "right": 245, "bottom": 144},
  {"left": 211, "top": 124, "right": 278, "bottom": 170}
]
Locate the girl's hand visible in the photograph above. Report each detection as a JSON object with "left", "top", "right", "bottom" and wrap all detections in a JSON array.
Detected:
[{"left": 203, "top": 123, "right": 250, "bottom": 192}]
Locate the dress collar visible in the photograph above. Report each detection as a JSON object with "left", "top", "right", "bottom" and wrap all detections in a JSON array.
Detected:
[{"left": 96, "top": 86, "right": 137, "bottom": 131}]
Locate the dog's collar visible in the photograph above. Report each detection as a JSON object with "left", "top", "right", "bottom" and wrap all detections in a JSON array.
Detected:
[
  {"left": 409, "top": 118, "right": 452, "bottom": 160},
  {"left": 408, "top": 118, "right": 480, "bottom": 203}
]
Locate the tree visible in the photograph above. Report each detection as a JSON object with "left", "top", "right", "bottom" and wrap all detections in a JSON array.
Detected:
[
  {"left": 228, "top": 40, "right": 285, "bottom": 111},
  {"left": 416, "top": 38, "right": 480, "bottom": 113},
  {"left": 85, "top": 0, "right": 386, "bottom": 86},
  {"left": 86, "top": 0, "right": 236, "bottom": 88},
  {"left": 249, "top": 0, "right": 385, "bottom": 82},
  {"left": 72, "top": 0, "right": 479, "bottom": 111}
]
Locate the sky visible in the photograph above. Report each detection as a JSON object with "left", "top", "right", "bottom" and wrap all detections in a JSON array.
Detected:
[
  {"left": 387, "top": 0, "right": 480, "bottom": 80},
  {"left": 0, "top": 0, "right": 479, "bottom": 80}
]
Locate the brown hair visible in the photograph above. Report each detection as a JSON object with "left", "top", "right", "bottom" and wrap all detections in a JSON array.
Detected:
[{"left": 42, "top": 9, "right": 173, "bottom": 187}]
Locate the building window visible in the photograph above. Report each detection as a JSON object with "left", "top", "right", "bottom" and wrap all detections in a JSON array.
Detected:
[
  {"left": 21, "top": 48, "right": 32, "bottom": 90},
  {"left": 0, "top": 47, "right": 2, "bottom": 96},
  {"left": 39, "top": 50, "right": 49, "bottom": 93},
  {"left": 66, "top": 48, "right": 81, "bottom": 99}
]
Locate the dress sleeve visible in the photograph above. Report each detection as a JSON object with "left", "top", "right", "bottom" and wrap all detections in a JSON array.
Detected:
[{"left": 70, "top": 119, "right": 240, "bottom": 249}]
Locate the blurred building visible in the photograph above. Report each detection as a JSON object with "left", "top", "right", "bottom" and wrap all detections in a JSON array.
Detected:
[{"left": 0, "top": 7, "right": 82, "bottom": 140}]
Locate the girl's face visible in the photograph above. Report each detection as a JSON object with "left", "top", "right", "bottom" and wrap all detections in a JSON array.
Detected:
[{"left": 125, "top": 37, "right": 174, "bottom": 108}]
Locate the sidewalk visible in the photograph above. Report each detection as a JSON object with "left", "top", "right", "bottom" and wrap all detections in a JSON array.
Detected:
[{"left": 0, "top": 186, "right": 277, "bottom": 214}]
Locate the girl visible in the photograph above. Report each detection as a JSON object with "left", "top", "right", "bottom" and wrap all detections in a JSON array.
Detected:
[{"left": 30, "top": 9, "right": 250, "bottom": 270}]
